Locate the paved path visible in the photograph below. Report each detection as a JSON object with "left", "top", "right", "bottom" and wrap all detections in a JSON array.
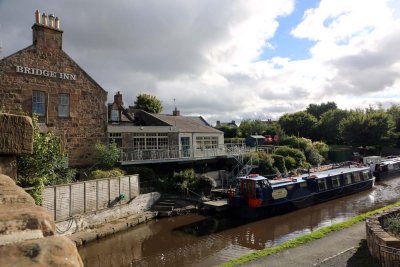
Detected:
[{"left": 243, "top": 221, "right": 378, "bottom": 267}]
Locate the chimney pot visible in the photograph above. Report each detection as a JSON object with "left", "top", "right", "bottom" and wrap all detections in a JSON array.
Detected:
[
  {"left": 49, "top": 14, "right": 55, "bottom": 28},
  {"left": 173, "top": 108, "right": 180, "bottom": 116},
  {"left": 55, "top": 17, "right": 60, "bottom": 29},
  {"left": 114, "top": 92, "right": 123, "bottom": 106},
  {"left": 35, "top": 10, "right": 41, "bottom": 24},
  {"left": 41, "top": 13, "right": 48, "bottom": 26}
]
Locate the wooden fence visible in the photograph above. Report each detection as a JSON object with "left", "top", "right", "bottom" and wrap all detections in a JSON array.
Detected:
[{"left": 42, "top": 175, "right": 139, "bottom": 222}]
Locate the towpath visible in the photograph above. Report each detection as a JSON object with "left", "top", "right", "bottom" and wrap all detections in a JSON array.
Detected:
[{"left": 242, "top": 221, "right": 379, "bottom": 267}]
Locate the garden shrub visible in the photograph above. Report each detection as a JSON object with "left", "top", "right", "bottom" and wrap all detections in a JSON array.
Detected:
[
  {"left": 94, "top": 141, "right": 120, "bottom": 170},
  {"left": 89, "top": 168, "right": 126, "bottom": 179},
  {"left": 17, "top": 115, "right": 76, "bottom": 204},
  {"left": 383, "top": 213, "right": 400, "bottom": 234},
  {"left": 274, "top": 146, "right": 306, "bottom": 169}
]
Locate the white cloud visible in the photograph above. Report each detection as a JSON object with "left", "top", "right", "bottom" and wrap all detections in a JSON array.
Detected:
[{"left": 1, "top": 0, "right": 400, "bottom": 125}]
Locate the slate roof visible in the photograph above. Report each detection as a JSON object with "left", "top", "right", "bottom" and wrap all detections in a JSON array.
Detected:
[{"left": 151, "top": 114, "right": 222, "bottom": 134}]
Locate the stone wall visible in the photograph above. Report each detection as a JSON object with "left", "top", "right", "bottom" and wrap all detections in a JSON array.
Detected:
[
  {"left": 366, "top": 207, "right": 400, "bottom": 263},
  {"left": 0, "top": 113, "right": 83, "bottom": 266},
  {"left": 0, "top": 22, "right": 107, "bottom": 166},
  {"left": 55, "top": 192, "right": 160, "bottom": 235}
]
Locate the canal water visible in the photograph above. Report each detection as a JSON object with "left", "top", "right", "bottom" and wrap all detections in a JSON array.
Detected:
[{"left": 78, "top": 177, "right": 400, "bottom": 267}]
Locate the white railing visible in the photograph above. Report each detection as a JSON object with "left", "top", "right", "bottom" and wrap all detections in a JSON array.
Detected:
[{"left": 119, "top": 143, "right": 252, "bottom": 162}]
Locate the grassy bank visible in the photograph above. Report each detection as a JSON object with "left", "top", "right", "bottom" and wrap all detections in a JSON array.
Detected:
[{"left": 221, "top": 200, "right": 400, "bottom": 267}]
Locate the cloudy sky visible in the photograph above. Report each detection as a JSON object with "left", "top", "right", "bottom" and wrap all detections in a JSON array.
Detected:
[{"left": 1, "top": 0, "right": 400, "bottom": 125}]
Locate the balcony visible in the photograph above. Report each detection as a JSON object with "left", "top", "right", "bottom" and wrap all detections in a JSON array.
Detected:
[{"left": 118, "top": 144, "right": 252, "bottom": 165}]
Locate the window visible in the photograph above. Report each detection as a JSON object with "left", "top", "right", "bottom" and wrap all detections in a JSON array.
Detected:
[
  {"left": 132, "top": 133, "right": 169, "bottom": 150},
  {"left": 111, "top": 109, "right": 120, "bottom": 122},
  {"left": 353, "top": 172, "right": 361, "bottom": 182},
  {"left": 109, "top": 132, "right": 122, "bottom": 147},
  {"left": 58, "top": 94, "right": 69, "bottom": 117},
  {"left": 331, "top": 176, "right": 340, "bottom": 188},
  {"left": 32, "top": 91, "right": 46, "bottom": 116},
  {"left": 343, "top": 173, "right": 352, "bottom": 185},
  {"left": 318, "top": 179, "right": 327, "bottom": 191},
  {"left": 196, "top": 136, "right": 218, "bottom": 149}
]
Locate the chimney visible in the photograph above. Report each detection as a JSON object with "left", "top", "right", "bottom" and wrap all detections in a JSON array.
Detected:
[
  {"left": 114, "top": 91, "right": 123, "bottom": 106},
  {"left": 32, "top": 10, "right": 63, "bottom": 49},
  {"left": 173, "top": 107, "right": 180, "bottom": 116}
]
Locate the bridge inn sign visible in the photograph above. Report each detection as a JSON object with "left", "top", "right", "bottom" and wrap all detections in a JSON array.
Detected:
[
  {"left": 0, "top": 11, "right": 107, "bottom": 166},
  {"left": 15, "top": 65, "right": 77, "bottom": 80}
]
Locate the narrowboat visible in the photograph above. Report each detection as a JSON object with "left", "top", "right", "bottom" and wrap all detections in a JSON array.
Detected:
[
  {"left": 364, "top": 156, "right": 400, "bottom": 180},
  {"left": 228, "top": 164, "right": 375, "bottom": 219}
]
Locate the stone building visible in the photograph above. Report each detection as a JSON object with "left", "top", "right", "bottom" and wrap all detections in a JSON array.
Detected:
[
  {"left": 0, "top": 11, "right": 107, "bottom": 166},
  {"left": 107, "top": 92, "right": 225, "bottom": 163}
]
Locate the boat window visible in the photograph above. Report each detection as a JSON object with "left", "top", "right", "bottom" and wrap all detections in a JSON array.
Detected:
[
  {"left": 362, "top": 171, "right": 370, "bottom": 180},
  {"left": 286, "top": 185, "right": 294, "bottom": 190},
  {"left": 353, "top": 172, "right": 361, "bottom": 182},
  {"left": 318, "top": 179, "right": 327, "bottom": 191},
  {"left": 299, "top": 182, "right": 307, "bottom": 188},
  {"left": 331, "top": 176, "right": 340, "bottom": 188},
  {"left": 343, "top": 173, "right": 352, "bottom": 185}
]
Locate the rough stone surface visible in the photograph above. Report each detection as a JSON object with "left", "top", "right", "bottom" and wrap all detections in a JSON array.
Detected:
[
  {"left": 0, "top": 173, "right": 83, "bottom": 265},
  {"left": 0, "top": 113, "right": 33, "bottom": 155},
  {"left": 0, "top": 156, "right": 17, "bottom": 180},
  {"left": 0, "top": 235, "right": 83, "bottom": 267},
  {"left": 0, "top": 174, "right": 35, "bottom": 205}
]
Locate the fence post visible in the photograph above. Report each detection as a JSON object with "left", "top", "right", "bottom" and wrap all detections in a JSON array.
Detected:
[
  {"left": 119, "top": 177, "right": 121, "bottom": 206},
  {"left": 69, "top": 184, "right": 72, "bottom": 217},
  {"left": 108, "top": 178, "right": 111, "bottom": 206},
  {"left": 129, "top": 176, "right": 131, "bottom": 200},
  {"left": 83, "top": 182, "right": 86, "bottom": 213},
  {"left": 53, "top": 186, "right": 57, "bottom": 221},
  {"left": 96, "top": 180, "right": 99, "bottom": 211}
]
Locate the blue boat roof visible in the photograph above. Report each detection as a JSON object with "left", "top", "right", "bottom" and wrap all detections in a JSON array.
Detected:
[{"left": 238, "top": 165, "right": 371, "bottom": 188}]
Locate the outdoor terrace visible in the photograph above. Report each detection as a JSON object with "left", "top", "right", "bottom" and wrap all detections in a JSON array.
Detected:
[{"left": 118, "top": 143, "right": 252, "bottom": 165}]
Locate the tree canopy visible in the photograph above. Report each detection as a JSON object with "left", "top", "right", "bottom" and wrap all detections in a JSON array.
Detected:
[
  {"left": 238, "top": 119, "right": 268, "bottom": 137},
  {"left": 306, "top": 102, "right": 337, "bottom": 119},
  {"left": 133, "top": 94, "right": 163, "bottom": 113},
  {"left": 319, "top": 109, "right": 349, "bottom": 144},
  {"left": 278, "top": 111, "right": 318, "bottom": 139}
]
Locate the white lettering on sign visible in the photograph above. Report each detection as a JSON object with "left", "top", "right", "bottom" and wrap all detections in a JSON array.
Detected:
[{"left": 15, "top": 65, "right": 76, "bottom": 81}]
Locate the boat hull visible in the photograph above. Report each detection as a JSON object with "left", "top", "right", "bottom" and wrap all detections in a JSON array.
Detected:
[
  {"left": 373, "top": 169, "right": 400, "bottom": 181},
  {"left": 229, "top": 179, "right": 374, "bottom": 219}
]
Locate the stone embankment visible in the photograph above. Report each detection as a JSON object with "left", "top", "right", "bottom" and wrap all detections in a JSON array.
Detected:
[
  {"left": 0, "top": 113, "right": 83, "bottom": 266},
  {"left": 366, "top": 206, "right": 400, "bottom": 262}
]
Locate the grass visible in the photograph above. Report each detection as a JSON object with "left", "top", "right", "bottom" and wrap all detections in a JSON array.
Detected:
[{"left": 221, "top": 201, "right": 400, "bottom": 267}]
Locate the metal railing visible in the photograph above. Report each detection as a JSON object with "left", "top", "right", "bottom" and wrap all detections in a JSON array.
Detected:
[
  {"left": 379, "top": 245, "right": 400, "bottom": 267},
  {"left": 119, "top": 143, "right": 252, "bottom": 162}
]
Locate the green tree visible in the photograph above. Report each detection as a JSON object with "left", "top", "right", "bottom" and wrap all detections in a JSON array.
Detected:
[
  {"left": 387, "top": 105, "right": 400, "bottom": 147},
  {"left": 278, "top": 111, "right": 318, "bottom": 139},
  {"left": 339, "top": 110, "right": 395, "bottom": 152},
  {"left": 17, "top": 116, "right": 76, "bottom": 204},
  {"left": 238, "top": 119, "right": 268, "bottom": 137},
  {"left": 94, "top": 141, "right": 120, "bottom": 170},
  {"left": 274, "top": 146, "right": 306, "bottom": 169},
  {"left": 215, "top": 125, "right": 239, "bottom": 138},
  {"left": 133, "top": 94, "right": 163, "bottom": 113},
  {"left": 319, "top": 109, "right": 349, "bottom": 144},
  {"left": 339, "top": 111, "right": 367, "bottom": 148},
  {"left": 306, "top": 102, "right": 337, "bottom": 119}
]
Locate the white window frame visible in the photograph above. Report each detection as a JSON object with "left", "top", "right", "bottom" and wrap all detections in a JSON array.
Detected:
[
  {"left": 58, "top": 93, "right": 70, "bottom": 117},
  {"left": 32, "top": 91, "right": 46, "bottom": 116}
]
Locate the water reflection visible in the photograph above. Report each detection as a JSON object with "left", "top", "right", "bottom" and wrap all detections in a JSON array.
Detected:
[{"left": 79, "top": 177, "right": 400, "bottom": 267}]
